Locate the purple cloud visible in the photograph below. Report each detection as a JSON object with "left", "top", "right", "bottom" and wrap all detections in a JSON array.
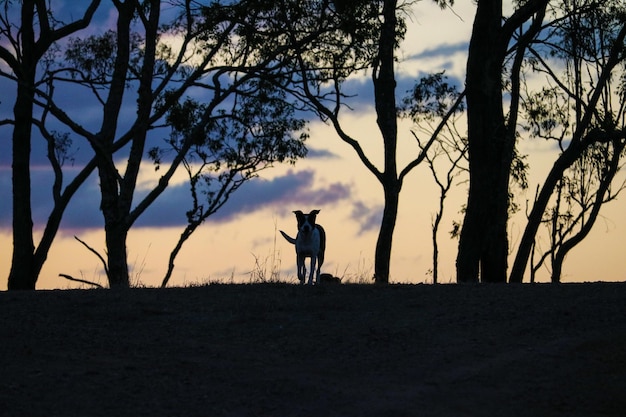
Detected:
[
  {"left": 350, "top": 201, "right": 383, "bottom": 235},
  {"left": 209, "top": 169, "right": 352, "bottom": 223}
]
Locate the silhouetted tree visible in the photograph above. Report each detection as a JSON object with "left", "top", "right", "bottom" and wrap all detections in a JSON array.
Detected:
[
  {"left": 510, "top": 0, "right": 626, "bottom": 282},
  {"left": 0, "top": 0, "right": 101, "bottom": 290},
  {"left": 456, "top": 0, "right": 548, "bottom": 283}
]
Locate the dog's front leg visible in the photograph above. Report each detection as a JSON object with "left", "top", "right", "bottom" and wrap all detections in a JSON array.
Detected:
[
  {"left": 297, "top": 254, "right": 306, "bottom": 284},
  {"left": 308, "top": 257, "right": 317, "bottom": 285}
]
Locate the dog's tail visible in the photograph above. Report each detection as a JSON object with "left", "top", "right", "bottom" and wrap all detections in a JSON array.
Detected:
[{"left": 279, "top": 230, "right": 297, "bottom": 244}]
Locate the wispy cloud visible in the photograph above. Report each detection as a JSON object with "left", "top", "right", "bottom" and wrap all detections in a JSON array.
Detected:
[
  {"left": 306, "top": 147, "right": 340, "bottom": 159},
  {"left": 350, "top": 201, "right": 383, "bottom": 235},
  {"left": 407, "top": 42, "right": 468, "bottom": 61}
]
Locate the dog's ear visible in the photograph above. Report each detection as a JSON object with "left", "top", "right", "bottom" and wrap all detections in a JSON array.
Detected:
[
  {"left": 310, "top": 209, "right": 320, "bottom": 216},
  {"left": 293, "top": 210, "right": 304, "bottom": 217}
]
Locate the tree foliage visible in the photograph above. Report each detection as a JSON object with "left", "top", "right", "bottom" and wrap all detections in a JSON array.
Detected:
[{"left": 403, "top": 71, "right": 464, "bottom": 122}]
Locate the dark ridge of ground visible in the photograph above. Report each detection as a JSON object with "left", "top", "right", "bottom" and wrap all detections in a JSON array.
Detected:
[{"left": 1, "top": 282, "right": 625, "bottom": 417}]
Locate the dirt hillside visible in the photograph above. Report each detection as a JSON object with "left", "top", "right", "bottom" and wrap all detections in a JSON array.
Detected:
[{"left": 1, "top": 283, "right": 625, "bottom": 417}]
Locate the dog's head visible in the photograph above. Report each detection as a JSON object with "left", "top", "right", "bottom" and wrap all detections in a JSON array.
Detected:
[{"left": 293, "top": 210, "right": 320, "bottom": 234}]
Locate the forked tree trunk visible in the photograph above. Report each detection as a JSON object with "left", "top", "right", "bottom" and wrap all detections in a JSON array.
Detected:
[
  {"left": 92, "top": 1, "right": 135, "bottom": 288},
  {"left": 456, "top": 0, "right": 510, "bottom": 283}
]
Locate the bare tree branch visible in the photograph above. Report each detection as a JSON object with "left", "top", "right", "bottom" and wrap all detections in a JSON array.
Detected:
[
  {"left": 74, "top": 235, "right": 110, "bottom": 280},
  {"left": 59, "top": 274, "right": 104, "bottom": 289}
]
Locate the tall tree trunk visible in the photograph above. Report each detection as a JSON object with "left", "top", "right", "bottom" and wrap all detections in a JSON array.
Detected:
[
  {"left": 105, "top": 219, "right": 130, "bottom": 288},
  {"left": 456, "top": 0, "right": 510, "bottom": 283},
  {"left": 8, "top": 79, "right": 37, "bottom": 290},
  {"left": 8, "top": 4, "right": 37, "bottom": 290},
  {"left": 94, "top": 1, "right": 135, "bottom": 288},
  {"left": 97, "top": 141, "right": 130, "bottom": 288},
  {"left": 372, "top": 0, "right": 399, "bottom": 284},
  {"left": 374, "top": 184, "right": 400, "bottom": 284}
]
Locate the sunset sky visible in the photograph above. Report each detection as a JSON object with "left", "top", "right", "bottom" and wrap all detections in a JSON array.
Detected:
[{"left": 1, "top": 1, "right": 625, "bottom": 289}]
